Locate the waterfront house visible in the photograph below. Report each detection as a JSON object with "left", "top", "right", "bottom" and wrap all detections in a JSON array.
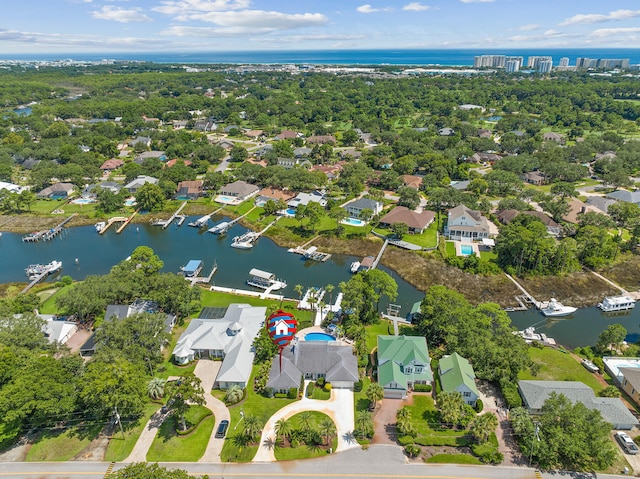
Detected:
[
  {"left": 255, "top": 188, "right": 296, "bottom": 205},
  {"left": 497, "top": 209, "right": 561, "bottom": 236},
  {"left": 287, "top": 191, "right": 327, "bottom": 209},
  {"left": 82, "top": 181, "right": 123, "bottom": 198},
  {"left": 124, "top": 175, "right": 159, "bottom": 194},
  {"left": 36, "top": 182, "right": 75, "bottom": 199},
  {"left": 219, "top": 180, "right": 260, "bottom": 202},
  {"left": 343, "top": 198, "right": 382, "bottom": 218},
  {"left": 444, "top": 204, "right": 493, "bottom": 241},
  {"left": 378, "top": 206, "right": 435, "bottom": 234},
  {"left": 439, "top": 352, "right": 479, "bottom": 406},
  {"left": 0, "top": 181, "right": 24, "bottom": 194},
  {"left": 99, "top": 159, "right": 124, "bottom": 173},
  {"left": 377, "top": 335, "right": 433, "bottom": 399},
  {"left": 172, "top": 304, "right": 266, "bottom": 389},
  {"left": 176, "top": 180, "right": 204, "bottom": 200},
  {"left": 266, "top": 341, "right": 358, "bottom": 394},
  {"left": 518, "top": 380, "right": 639, "bottom": 430}
]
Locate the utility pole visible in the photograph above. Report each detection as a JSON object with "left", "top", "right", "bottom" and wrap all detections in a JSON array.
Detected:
[{"left": 114, "top": 406, "right": 125, "bottom": 440}]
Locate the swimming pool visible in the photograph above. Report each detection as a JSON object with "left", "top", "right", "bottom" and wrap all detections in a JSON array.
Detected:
[
  {"left": 305, "top": 332, "right": 336, "bottom": 342},
  {"left": 342, "top": 217, "right": 365, "bottom": 226},
  {"left": 124, "top": 198, "right": 136, "bottom": 207},
  {"left": 71, "top": 198, "right": 95, "bottom": 205},
  {"left": 216, "top": 195, "right": 239, "bottom": 204},
  {"left": 460, "top": 244, "right": 474, "bottom": 255},
  {"left": 285, "top": 208, "right": 297, "bottom": 216}
]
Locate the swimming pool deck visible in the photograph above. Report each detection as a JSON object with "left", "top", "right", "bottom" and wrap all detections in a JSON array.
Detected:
[{"left": 454, "top": 240, "right": 480, "bottom": 257}]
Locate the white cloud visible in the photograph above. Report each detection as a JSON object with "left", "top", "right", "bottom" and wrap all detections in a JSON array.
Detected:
[
  {"left": 460, "top": 0, "right": 494, "bottom": 3},
  {"left": 559, "top": 9, "right": 640, "bottom": 26},
  {"left": 153, "top": 0, "right": 250, "bottom": 15},
  {"left": 91, "top": 6, "right": 152, "bottom": 23},
  {"left": 403, "top": 2, "right": 430, "bottom": 11},
  {"left": 0, "top": 28, "right": 168, "bottom": 50},
  {"left": 518, "top": 24, "right": 539, "bottom": 31},
  {"left": 591, "top": 26, "right": 640, "bottom": 38},
  {"left": 357, "top": 4, "right": 378, "bottom": 13},
  {"left": 163, "top": 10, "right": 327, "bottom": 35}
]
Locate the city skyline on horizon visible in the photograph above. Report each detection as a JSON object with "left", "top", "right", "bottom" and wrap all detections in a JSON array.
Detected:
[{"left": 2, "top": 1, "right": 640, "bottom": 54}]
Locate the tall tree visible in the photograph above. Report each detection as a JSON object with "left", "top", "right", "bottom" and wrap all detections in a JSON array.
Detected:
[
  {"left": 470, "top": 412, "right": 498, "bottom": 443},
  {"left": 166, "top": 372, "right": 205, "bottom": 431}
]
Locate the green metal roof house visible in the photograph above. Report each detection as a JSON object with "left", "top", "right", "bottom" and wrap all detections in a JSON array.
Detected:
[
  {"left": 438, "top": 352, "right": 479, "bottom": 405},
  {"left": 377, "top": 335, "right": 433, "bottom": 399}
]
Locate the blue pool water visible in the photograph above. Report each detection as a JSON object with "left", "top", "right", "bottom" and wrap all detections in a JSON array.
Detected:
[
  {"left": 305, "top": 332, "right": 336, "bottom": 342},
  {"left": 460, "top": 245, "right": 474, "bottom": 255},
  {"left": 344, "top": 217, "right": 365, "bottom": 226},
  {"left": 285, "top": 208, "right": 297, "bottom": 216},
  {"left": 71, "top": 198, "right": 95, "bottom": 204}
]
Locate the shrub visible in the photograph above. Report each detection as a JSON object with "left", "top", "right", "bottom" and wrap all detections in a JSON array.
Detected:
[
  {"left": 287, "top": 387, "right": 298, "bottom": 399},
  {"left": 472, "top": 435, "right": 502, "bottom": 464},
  {"left": 306, "top": 382, "right": 315, "bottom": 397},
  {"left": 413, "top": 384, "right": 432, "bottom": 393},
  {"left": 317, "top": 377, "right": 325, "bottom": 387},
  {"left": 474, "top": 399, "right": 483, "bottom": 413},
  {"left": 274, "top": 393, "right": 288, "bottom": 398},
  {"left": 354, "top": 380, "right": 363, "bottom": 393},
  {"left": 500, "top": 380, "right": 522, "bottom": 408},
  {"left": 397, "top": 435, "right": 415, "bottom": 446},
  {"left": 405, "top": 444, "right": 421, "bottom": 458},
  {"left": 324, "top": 383, "right": 332, "bottom": 392}
]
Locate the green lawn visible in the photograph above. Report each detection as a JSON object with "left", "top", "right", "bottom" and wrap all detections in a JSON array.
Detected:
[
  {"left": 519, "top": 346, "right": 604, "bottom": 393},
  {"left": 373, "top": 221, "right": 438, "bottom": 249},
  {"left": 426, "top": 453, "right": 482, "bottom": 464},
  {"left": 354, "top": 376, "right": 372, "bottom": 413},
  {"left": 146, "top": 405, "right": 214, "bottom": 462},
  {"left": 104, "top": 402, "right": 162, "bottom": 462},
  {"left": 273, "top": 411, "right": 337, "bottom": 461},
  {"left": 26, "top": 424, "right": 103, "bottom": 461},
  {"left": 445, "top": 241, "right": 456, "bottom": 258},
  {"left": 406, "top": 395, "right": 468, "bottom": 443},
  {"left": 365, "top": 320, "right": 392, "bottom": 354},
  {"left": 220, "top": 366, "right": 296, "bottom": 462},
  {"left": 39, "top": 285, "right": 73, "bottom": 314},
  {"left": 306, "top": 383, "right": 330, "bottom": 400}
]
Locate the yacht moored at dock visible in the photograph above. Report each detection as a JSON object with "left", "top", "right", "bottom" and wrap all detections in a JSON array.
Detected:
[
  {"left": 350, "top": 261, "right": 361, "bottom": 273},
  {"left": 598, "top": 295, "right": 636, "bottom": 312},
  {"left": 540, "top": 298, "right": 577, "bottom": 317},
  {"left": 246, "top": 268, "right": 287, "bottom": 290},
  {"left": 25, "top": 260, "right": 62, "bottom": 280},
  {"left": 231, "top": 231, "right": 258, "bottom": 249}
]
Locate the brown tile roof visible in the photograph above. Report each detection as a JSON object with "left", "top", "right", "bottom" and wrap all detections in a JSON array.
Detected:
[
  {"left": 400, "top": 175, "right": 423, "bottom": 189},
  {"left": 307, "top": 135, "right": 336, "bottom": 145},
  {"left": 379, "top": 206, "right": 435, "bottom": 231},
  {"left": 100, "top": 159, "right": 124, "bottom": 170},
  {"left": 497, "top": 209, "right": 559, "bottom": 228},
  {"left": 165, "top": 159, "right": 193, "bottom": 168},
  {"left": 258, "top": 188, "right": 296, "bottom": 201},
  {"left": 563, "top": 198, "right": 599, "bottom": 224}
]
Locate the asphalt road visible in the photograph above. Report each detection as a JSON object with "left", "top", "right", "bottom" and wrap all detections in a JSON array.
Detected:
[{"left": 0, "top": 445, "right": 630, "bottom": 479}]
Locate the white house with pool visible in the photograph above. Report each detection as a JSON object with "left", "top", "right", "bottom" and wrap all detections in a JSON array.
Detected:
[
  {"left": 445, "top": 204, "right": 495, "bottom": 241},
  {"left": 343, "top": 197, "right": 382, "bottom": 219}
]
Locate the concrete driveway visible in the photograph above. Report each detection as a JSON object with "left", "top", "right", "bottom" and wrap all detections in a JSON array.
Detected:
[
  {"left": 372, "top": 398, "right": 404, "bottom": 445},
  {"left": 253, "top": 382, "right": 357, "bottom": 462},
  {"left": 193, "top": 360, "right": 231, "bottom": 463}
]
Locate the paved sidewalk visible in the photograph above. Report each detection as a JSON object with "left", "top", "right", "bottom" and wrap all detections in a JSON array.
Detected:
[
  {"left": 253, "top": 382, "right": 357, "bottom": 462},
  {"left": 124, "top": 408, "right": 166, "bottom": 463},
  {"left": 193, "top": 360, "right": 231, "bottom": 463}
]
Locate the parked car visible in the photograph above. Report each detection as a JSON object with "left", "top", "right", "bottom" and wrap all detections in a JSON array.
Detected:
[
  {"left": 582, "top": 359, "right": 600, "bottom": 373},
  {"left": 615, "top": 432, "right": 638, "bottom": 455},
  {"left": 215, "top": 420, "right": 229, "bottom": 438}
]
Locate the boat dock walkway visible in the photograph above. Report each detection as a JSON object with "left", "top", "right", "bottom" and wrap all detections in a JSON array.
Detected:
[
  {"left": 99, "top": 216, "right": 128, "bottom": 235},
  {"left": 21, "top": 264, "right": 59, "bottom": 294},
  {"left": 298, "top": 288, "right": 326, "bottom": 310},
  {"left": 22, "top": 214, "right": 77, "bottom": 242},
  {"left": 587, "top": 268, "right": 631, "bottom": 295},
  {"left": 189, "top": 207, "right": 223, "bottom": 228},
  {"left": 116, "top": 209, "right": 138, "bottom": 233},
  {"left": 370, "top": 239, "right": 389, "bottom": 269},
  {"left": 162, "top": 201, "right": 188, "bottom": 229},
  {"left": 381, "top": 313, "right": 411, "bottom": 336},
  {"left": 504, "top": 273, "right": 543, "bottom": 310},
  {"left": 288, "top": 244, "right": 332, "bottom": 262},
  {"left": 188, "top": 261, "right": 218, "bottom": 287}
]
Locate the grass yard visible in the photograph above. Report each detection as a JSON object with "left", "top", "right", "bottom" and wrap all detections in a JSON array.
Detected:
[
  {"left": 406, "top": 395, "right": 468, "bottom": 444},
  {"left": 445, "top": 241, "right": 456, "bottom": 258},
  {"left": 366, "top": 320, "right": 392, "bottom": 353},
  {"left": 518, "top": 346, "right": 604, "bottom": 393},
  {"left": 306, "top": 382, "right": 331, "bottom": 400},
  {"left": 26, "top": 424, "right": 103, "bottom": 461},
  {"left": 426, "top": 453, "right": 482, "bottom": 464},
  {"left": 104, "top": 402, "right": 162, "bottom": 461},
  {"left": 354, "top": 376, "right": 372, "bottom": 413},
  {"left": 146, "top": 405, "right": 214, "bottom": 462},
  {"left": 220, "top": 366, "right": 296, "bottom": 462},
  {"left": 273, "top": 411, "right": 337, "bottom": 461},
  {"left": 373, "top": 221, "right": 438, "bottom": 249}
]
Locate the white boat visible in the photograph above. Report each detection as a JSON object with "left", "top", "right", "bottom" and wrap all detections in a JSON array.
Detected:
[
  {"left": 47, "top": 260, "right": 63, "bottom": 274},
  {"left": 517, "top": 327, "right": 542, "bottom": 342},
  {"left": 598, "top": 295, "right": 636, "bottom": 312},
  {"left": 582, "top": 359, "right": 600, "bottom": 373},
  {"left": 25, "top": 260, "right": 62, "bottom": 279},
  {"left": 208, "top": 221, "right": 230, "bottom": 235},
  {"left": 246, "top": 268, "right": 287, "bottom": 290},
  {"left": 350, "top": 261, "right": 361, "bottom": 273},
  {"left": 231, "top": 231, "right": 258, "bottom": 249},
  {"left": 95, "top": 221, "right": 106, "bottom": 233},
  {"left": 540, "top": 298, "right": 577, "bottom": 317}
]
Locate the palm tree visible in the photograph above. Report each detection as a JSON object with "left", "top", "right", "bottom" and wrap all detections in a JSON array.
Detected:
[
  {"left": 225, "top": 385, "right": 243, "bottom": 404},
  {"left": 147, "top": 377, "right": 166, "bottom": 400},
  {"left": 298, "top": 411, "right": 313, "bottom": 433},
  {"left": 319, "top": 418, "right": 336, "bottom": 446},
  {"left": 242, "top": 415, "right": 263, "bottom": 442},
  {"left": 365, "top": 383, "right": 384, "bottom": 409},
  {"left": 355, "top": 410, "right": 374, "bottom": 439},
  {"left": 275, "top": 418, "right": 293, "bottom": 447},
  {"left": 396, "top": 406, "right": 410, "bottom": 421},
  {"left": 294, "top": 284, "right": 304, "bottom": 300},
  {"left": 470, "top": 413, "right": 498, "bottom": 443},
  {"left": 325, "top": 284, "right": 335, "bottom": 306}
]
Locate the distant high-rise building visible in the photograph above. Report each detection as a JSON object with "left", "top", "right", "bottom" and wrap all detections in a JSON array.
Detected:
[
  {"left": 527, "top": 56, "right": 553, "bottom": 70},
  {"left": 539, "top": 60, "right": 553, "bottom": 74},
  {"left": 559, "top": 57, "right": 569, "bottom": 67},
  {"left": 505, "top": 60, "right": 520, "bottom": 73},
  {"left": 474, "top": 55, "right": 506, "bottom": 68},
  {"left": 576, "top": 57, "right": 630, "bottom": 70}
]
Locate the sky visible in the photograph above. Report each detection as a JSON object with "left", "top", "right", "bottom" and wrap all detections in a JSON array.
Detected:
[{"left": 2, "top": 0, "right": 640, "bottom": 54}]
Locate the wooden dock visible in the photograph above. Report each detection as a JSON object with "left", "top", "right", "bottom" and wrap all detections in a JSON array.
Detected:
[
  {"left": 371, "top": 239, "right": 389, "bottom": 269},
  {"left": 116, "top": 209, "right": 138, "bottom": 233},
  {"left": 188, "top": 261, "right": 218, "bottom": 287},
  {"left": 503, "top": 273, "right": 541, "bottom": 309},
  {"left": 288, "top": 245, "right": 331, "bottom": 262},
  {"left": 22, "top": 214, "right": 77, "bottom": 242},
  {"left": 99, "top": 216, "right": 127, "bottom": 234},
  {"left": 162, "top": 202, "right": 187, "bottom": 229},
  {"left": 21, "top": 264, "right": 61, "bottom": 294}
]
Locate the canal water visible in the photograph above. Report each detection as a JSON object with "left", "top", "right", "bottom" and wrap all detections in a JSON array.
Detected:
[
  {"left": 2, "top": 215, "right": 637, "bottom": 348},
  {"left": 0, "top": 215, "right": 424, "bottom": 314}
]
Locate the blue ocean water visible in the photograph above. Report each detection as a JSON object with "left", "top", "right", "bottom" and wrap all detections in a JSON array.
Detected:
[{"left": 1, "top": 48, "right": 639, "bottom": 66}]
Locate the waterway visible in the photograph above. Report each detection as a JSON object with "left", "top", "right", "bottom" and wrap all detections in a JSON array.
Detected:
[
  {"left": 2, "top": 215, "right": 637, "bottom": 348},
  {"left": 0, "top": 214, "right": 423, "bottom": 314}
]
